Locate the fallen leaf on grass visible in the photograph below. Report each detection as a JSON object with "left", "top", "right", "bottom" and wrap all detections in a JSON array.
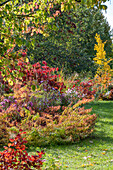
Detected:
[
  {"left": 101, "top": 152, "right": 106, "bottom": 155},
  {"left": 81, "top": 163, "right": 94, "bottom": 167},
  {"left": 103, "top": 149, "right": 108, "bottom": 151}
]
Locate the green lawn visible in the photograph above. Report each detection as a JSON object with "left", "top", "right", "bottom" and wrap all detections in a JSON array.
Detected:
[{"left": 28, "top": 101, "right": 113, "bottom": 169}]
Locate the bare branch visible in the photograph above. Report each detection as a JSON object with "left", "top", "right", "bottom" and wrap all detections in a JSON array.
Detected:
[{"left": 17, "top": 12, "right": 35, "bottom": 18}]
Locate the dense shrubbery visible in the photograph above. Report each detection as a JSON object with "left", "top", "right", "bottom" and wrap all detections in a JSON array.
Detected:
[
  {"left": 0, "top": 33, "right": 112, "bottom": 149},
  {"left": 0, "top": 82, "right": 97, "bottom": 146}
]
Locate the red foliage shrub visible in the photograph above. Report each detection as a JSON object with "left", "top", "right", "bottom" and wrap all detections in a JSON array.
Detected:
[
  {"left": 0, "top": 129, "right": 45, "bottom": 170},
  {"left": 16, "top": 59, "right": 66, "bottom": 93},
  {"left": 1, "top": 54, "right": 66, "bottom": 94}
]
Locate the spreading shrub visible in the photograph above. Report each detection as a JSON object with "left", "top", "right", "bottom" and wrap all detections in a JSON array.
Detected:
[{"left": 20, "top": 98, "right": 97, "bottom": 146}]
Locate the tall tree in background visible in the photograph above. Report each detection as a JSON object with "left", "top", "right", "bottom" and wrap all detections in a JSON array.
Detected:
[{"left": 27, "top": 4, "right": 112, "bottom": 75}]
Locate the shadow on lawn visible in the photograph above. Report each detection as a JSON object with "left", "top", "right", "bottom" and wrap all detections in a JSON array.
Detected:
[{"left": 85, "top": 101, "right": 113, "bottom": 117}]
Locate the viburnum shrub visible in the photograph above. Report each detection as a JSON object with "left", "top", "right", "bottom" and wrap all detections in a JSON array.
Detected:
[
  {"left": 19, "top": 59, "right": 66, "bottom": 93},
  {"left": 0, "top": 129, "right": 45, "bottom": 170},
  {"left": 9, "top": 56, "right": 66, "bottom": 92}
]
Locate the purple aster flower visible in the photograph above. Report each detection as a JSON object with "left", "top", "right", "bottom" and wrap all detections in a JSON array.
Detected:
[
  {"left": 14, "top": 100, "right": 17, "bottom": 103},
  {"left": 4, "top": 99, "right": 9, "bottom": 102}
]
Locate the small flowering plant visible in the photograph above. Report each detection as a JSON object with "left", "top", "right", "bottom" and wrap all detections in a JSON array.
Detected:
[
  {"left": 0, "top": 129, "right": 45, "bottom": 170},
  {"left": 30, "top": 82, "right": 65, "bottom": 112},
  {"left": 0, "top": 95, "right": 16, "bottom": 112},
  {"left": 64, "top": 79, "right": 96, "bottom": 105}
]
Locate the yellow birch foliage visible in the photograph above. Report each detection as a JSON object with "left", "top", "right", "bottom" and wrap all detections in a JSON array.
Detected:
[{"left": 93, "top": 33, "right": 113, "bottom": 92}]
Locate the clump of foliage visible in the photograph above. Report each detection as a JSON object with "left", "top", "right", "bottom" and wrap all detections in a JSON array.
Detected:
[{"left": 0, "top": 129, "right": 45, "bottom": 169}]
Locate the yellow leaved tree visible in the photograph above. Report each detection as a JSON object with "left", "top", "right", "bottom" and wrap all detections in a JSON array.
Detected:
[{"left": 93, "top": 33, "right": 113, "bottom": 96}]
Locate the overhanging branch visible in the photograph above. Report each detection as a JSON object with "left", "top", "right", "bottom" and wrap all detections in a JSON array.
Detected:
[{"left": 0, "top": 0, "right": 11, "bottom": 6}]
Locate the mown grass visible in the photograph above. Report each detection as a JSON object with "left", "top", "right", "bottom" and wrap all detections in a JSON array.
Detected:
[{"left": 28, "top": 100, "right": 113, "bottom": 169}]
